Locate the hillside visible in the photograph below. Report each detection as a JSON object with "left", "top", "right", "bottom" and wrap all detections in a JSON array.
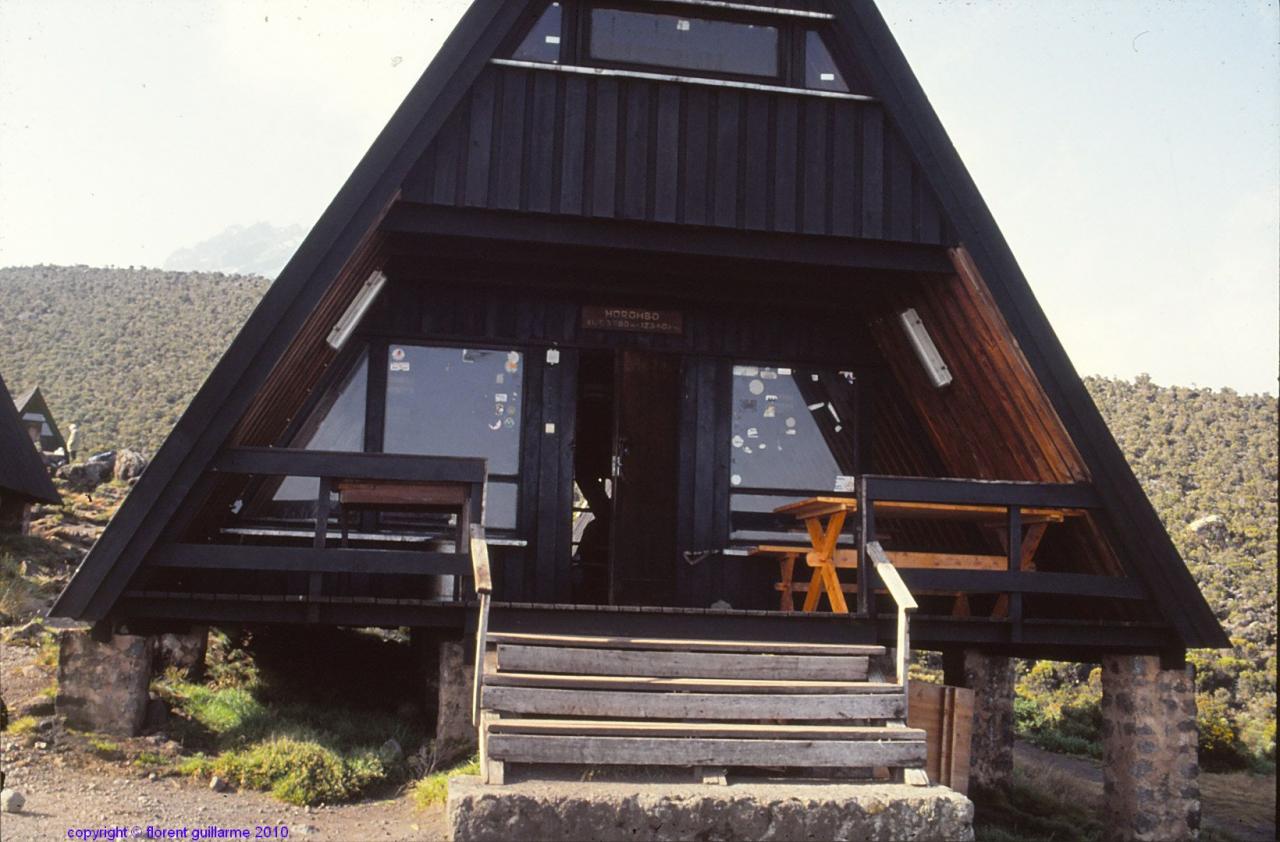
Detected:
[
  {"left": 1, "top": 264, "right": 1276, "bottom": 765},
  {"left": 0, "top": 265, "right": 268, "bottom": 455}
]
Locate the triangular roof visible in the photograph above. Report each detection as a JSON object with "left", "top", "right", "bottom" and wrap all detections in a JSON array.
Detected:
[
  {"left": 52, "top": 0, "right": 1227, "bottom": 649},
  {"left": 13, "top": 384, "right": 67, "bottom": 454},
  {"left": 0, "top": 374, "right": 61, "bottom": 505}
]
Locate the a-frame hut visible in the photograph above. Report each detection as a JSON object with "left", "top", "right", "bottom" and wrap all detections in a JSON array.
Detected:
[
  {"left": 1, "top": 374, "right": 61, "bottom": 531},
  {"left": 14, "top": 385, "right": 68, "bottom": 456},
  {"left": 52, "top": 2, "right": 1222, "bottom": 836}
]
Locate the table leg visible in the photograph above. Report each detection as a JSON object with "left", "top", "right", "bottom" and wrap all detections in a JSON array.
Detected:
[
  {"left": 822, "top": 564, "right": 849, "bottom": 613},
  {"left": 802, "top": 566, "right": 825, "bottom": 612},
  {"left": 779, "top": 553, "right": 797, "bottom": 612}
]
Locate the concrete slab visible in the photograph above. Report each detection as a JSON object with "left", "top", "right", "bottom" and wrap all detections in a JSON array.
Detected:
[{"left": 447, "top": 776, "right": 974, "bottom": 841}]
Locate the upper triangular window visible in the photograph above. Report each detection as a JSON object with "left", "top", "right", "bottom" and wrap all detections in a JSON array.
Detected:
[
  {"left": 512, "top": 2, "right": 563, "bottom": 63},
  {"left": 805, "top": 31, "right": 849, "bottom": 92}
]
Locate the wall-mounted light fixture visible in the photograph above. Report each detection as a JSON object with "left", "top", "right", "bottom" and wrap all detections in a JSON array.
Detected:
[
  {"left": 899, "top": 308, "right": 952, "bottom": 388},
  {"left": 326, "top": 270, "right": 387, "bottom": 351}
]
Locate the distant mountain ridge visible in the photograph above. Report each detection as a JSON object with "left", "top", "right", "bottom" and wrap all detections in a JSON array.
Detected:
[{"left": 164, "top": 221, "right": 306, "bottom": 279}]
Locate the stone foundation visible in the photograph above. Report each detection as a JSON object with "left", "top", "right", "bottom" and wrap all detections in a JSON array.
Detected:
[
  {"left": 947, "top": 650, "right": 1014, "bottom": 791},
  {"left": 1101, "top": 655, "right": 1199, "bottom": 842},
  {"left": 55, "top": 630, "right": 151, "bottom": 736},
  {"left": 436, "top": 639, "right": 477, "bottom": 763},
  {"left": 448, "top": 777, "right": 974, "bottom": 842}
]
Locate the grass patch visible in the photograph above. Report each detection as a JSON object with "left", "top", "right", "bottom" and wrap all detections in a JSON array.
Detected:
[
  {"left": 972, "top": 770, "right": 1104, "bottom": 842},
  {"left": 133, "top": 751, "right": 169, "bottom": 769},
  {"left": 7, "top": 715, "right": 39, "bottom": 736},
  {"left": 154, "top": 630, "right": 424, "bottom": 806},
  {"left": 413, "top": 755, "right": 480, "bottom": 810},
  {"left": 89, "top": 737, "right": 125, "bottom": 760}
]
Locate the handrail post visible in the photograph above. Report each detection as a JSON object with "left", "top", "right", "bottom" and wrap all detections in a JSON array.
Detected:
[
  {"left": 469, "top": 523, "right": 492, "bottom": 727},
  {"left": 867, "top": 541, "right": 917, "bottom": 716}
]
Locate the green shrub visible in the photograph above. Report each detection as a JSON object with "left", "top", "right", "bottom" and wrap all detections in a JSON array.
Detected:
[
  {"left": 1197, "top": 694, "right": 1251, "bottom": 771},
  {"left": 7, "top": 716, "right": 39, "bottom": 736}
]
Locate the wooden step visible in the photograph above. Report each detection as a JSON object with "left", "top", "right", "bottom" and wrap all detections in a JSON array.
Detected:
[
  {"left": 486, "top": 734, "right": 927, "bottom": 768},
  {"left": 496, "top": 644, "right": 869, "bottom": 681},
  {"left": 486, "top": 631, "right": 884, "bottom": 657},
  {"left": 489, "top": 718, "right": 926, "bottom": 740},
  {"left": 484, "top": 672, "right": 901, "bottom": 694},
  {"left": 481, "top": 686, "right": 905, "bottom": 720}
]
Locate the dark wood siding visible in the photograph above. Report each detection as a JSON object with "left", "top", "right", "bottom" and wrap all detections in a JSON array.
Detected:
[{"left": 404, "top": 65, "right": 953, "bottom": 246}]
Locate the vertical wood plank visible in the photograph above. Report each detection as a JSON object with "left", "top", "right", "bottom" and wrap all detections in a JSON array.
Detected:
[
  {"left": 621, "top": 81, "right": 651, "bottom": 220},
  {"left": 653, "top": 84, "right": 681, "bottom": 223},
  {"left": 534, "top": 357, "right": 562, "bottom": 603},
  {"left": 888, "top": 135, "right": 914, "bottom": 241},
  {"left": 742, "top": 93, "right": 770, "bottom": 230},
  {"left": 713, "top": 89, "right": 741, "bottom": 228},
  {"left": 772, "top": 97, "right": 798, "bottom": 232},
  {"left": 682, "top": 87, "right": 711, "bottom": 225},
  {"left": 860, "top": 106, "right": 884, "bottom": 239},
  {"left": 463, "top": 70, "right": 497, "bottom": 208},
  {"left": 492, "top": 69, "right": 527, "bottom": 211},
  {"left": 526, "top": 71, "right": 559, "bottom": 213},
  {"left": 802, "top": 99, "right": 829, "bottom": 235},
  {"left": 590, "top": 77, "right": 620, "bottom": 218},
  {"left": 830, "top": 103, "right": 857, "bottom": 237},
  {"left": 558, "top": 76, "right": 589, "bottom": 215},
  {"left": 431, "top": 109, "right": 466, "bottom": 206}
]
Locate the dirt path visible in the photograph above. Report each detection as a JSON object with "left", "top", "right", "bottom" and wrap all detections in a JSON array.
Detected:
[
  {"left": 0, "top": 741, "right": 447, "bottom": 842},
  {"left": 1015, "top": 741, "right": 1276, "bottom": 842}
]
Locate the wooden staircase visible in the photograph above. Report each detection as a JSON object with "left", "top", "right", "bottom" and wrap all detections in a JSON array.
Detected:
[{"left": 469, "top": 531, "right": 925, "bottom": 785}]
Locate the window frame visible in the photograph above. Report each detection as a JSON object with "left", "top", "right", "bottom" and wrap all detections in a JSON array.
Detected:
[{"left": 503, "top": 0, "right": 855, "bottom": 92}]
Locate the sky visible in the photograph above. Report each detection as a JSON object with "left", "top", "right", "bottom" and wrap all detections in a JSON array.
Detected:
[{"left": 1, "top": 0, "right": 1276, "bottom": 395}]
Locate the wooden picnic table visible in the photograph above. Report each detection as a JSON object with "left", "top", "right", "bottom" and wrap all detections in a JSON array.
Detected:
[{"left": 763, "top": 496, "right": 1084, "bottom": 614}]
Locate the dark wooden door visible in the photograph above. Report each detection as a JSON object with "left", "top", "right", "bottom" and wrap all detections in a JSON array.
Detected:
[{"left": 610, "top": 351, "right": 682, "bottom": 605}]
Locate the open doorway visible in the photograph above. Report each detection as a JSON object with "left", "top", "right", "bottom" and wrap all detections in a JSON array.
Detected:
[{"left": 571, "top": 349, "right": 682, "bottom": 606}]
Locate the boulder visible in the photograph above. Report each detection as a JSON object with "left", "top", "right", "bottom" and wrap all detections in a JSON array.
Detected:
[
  {"left": 154, "top": 626, "right": 208, "bottom": 679},
  {"left": 57, "top": 460, "right": 112, "bottom": 491},
  {"left": 114, "top": 449, "right": 148, "bottom": 482},
  {"left": 1, "top": 788, "right": 25, "bottom": 813}
]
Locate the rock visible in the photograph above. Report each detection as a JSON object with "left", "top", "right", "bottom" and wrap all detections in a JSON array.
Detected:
[
  {"left": 154, "top": 627, "right": 208, "bottom": 679},
  {"left": 148, "top": 772, "right": 158, "bottom": 782},
  {"left": 210, "top": 776, "right": 229, "bottom": 793},
  {"left": 709, "top": 599, "right": 733, "bottom": 610},
  {"left": 379, "top": 738, "right": 403, "bottom": 763},
  {"left": 1, "top": 788, "right": 25, "bottom": 813},
  {"left": 57, "top": 459, "right": 114, "bottom": 490},
  {"left": 1187, "top": 514, "right": 1223, "bottom": 532},
  {"left": 4, "top": 619, "right": 48, "bottom": 646},
  {"left": 295, "top": 826, "right": 317, "bottom": 836},
  {"left": 114, "top": 449, "right": 148, "bottom": 482}
]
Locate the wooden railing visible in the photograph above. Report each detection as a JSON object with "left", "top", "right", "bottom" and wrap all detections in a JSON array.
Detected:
[
  {"left": 854, "top": 475, "right": 1131, "bottom": 640},
  {"left": 148, "top": 449, "right": 488, "bottom": 616}
]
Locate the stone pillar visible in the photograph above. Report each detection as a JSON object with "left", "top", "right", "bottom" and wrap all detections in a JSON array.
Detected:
[
  {"left": 55, "top": 630, "right": 151, "bottom": 736},
  {"left": 1101, "top": 655, "right": 1199, "bottom": 841},
  {"left": 949, "top": 649, "right": 1014, "bottom": 791},
  {"left": 435, "top": 638, "right": 477, "bottom": 763}
]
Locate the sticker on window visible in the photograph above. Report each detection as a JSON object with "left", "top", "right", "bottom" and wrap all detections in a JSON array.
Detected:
[{"left": 834, "top": 475, "right": 857, "bottom": 492}]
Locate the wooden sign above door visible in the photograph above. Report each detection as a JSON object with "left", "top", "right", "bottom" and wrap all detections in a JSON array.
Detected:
[{"left": 582, "top": 305, "right": 683, "bottom": 335}]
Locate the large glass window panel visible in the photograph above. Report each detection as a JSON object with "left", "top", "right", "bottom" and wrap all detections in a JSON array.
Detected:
[
  {"left": 383, "top": 346, "right": 523, "bottom": 476},
  {"left": 729, "top": 365, "right": 854, "bottom": 492},
  {"left": 512, "top": 2, "right": 563, "bottom": 63},
  {"left": 805, "top": 31, "right": 849, "bottom": 92},
  {"left": 274, "top": 351, "right": 368, "bottom": 502},
  {"left": 589, "top": 8, "right": 779, "bottom": 78}
]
